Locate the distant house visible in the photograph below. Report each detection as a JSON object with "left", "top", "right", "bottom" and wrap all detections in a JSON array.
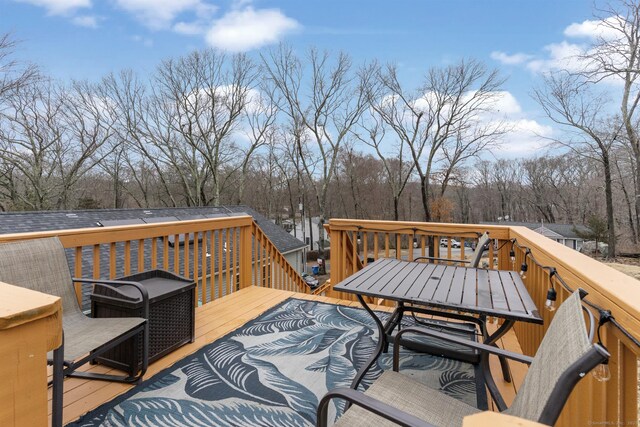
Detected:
[
  {"left": 482, "top": 221, "right": 591, "bottom": 250},
  {"left": 288, "top": 216, "right": 328, "bottom": 252},
  {"left": 0, "top": 205, "right": 307, "bottom": 308}
]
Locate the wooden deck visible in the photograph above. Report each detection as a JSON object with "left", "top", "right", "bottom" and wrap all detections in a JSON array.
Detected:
[{"left": 49, "top": 286, "right": 527, "bottom": 425}]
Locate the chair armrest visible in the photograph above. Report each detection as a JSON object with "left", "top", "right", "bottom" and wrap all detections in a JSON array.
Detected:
[
  {"left": 393, "top": 327, "right": 533, "bottom": 370},
  {"left": 73, "top": 278, "right": 150, "bottom": 319},
  {"left": 413, "top": 256, "right": 470, "bottom": 264},
  {"left": 317, "top": 387, "right": 436, "bottom": 427}
]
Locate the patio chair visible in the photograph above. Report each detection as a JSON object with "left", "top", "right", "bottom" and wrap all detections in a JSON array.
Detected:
[
  {"left": 318, "top": 290, "right": 609, "bottom": 427},
  {"left": 0, "top": 237, "right": 149, "bottom": 427},
  {"left": 413, "top": 231, "right": 491, "bottom": 268},
  {"left": 393, "top": 232, "right": 492, "bottom": 362}
]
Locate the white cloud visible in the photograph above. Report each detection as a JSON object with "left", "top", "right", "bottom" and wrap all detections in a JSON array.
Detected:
[
  {"left": 114, "top": 0, "right": 215, "bottom": 30},
  {"left": 173, "top": 21, "right": 207, "bottom": 35},
  {"left": 205, "top": 7, "right": 300, "bottom": 52},
  {"left": 564, "top": 16, "right": 620, "bottom": 40},
  {"left": 497, "top": 119, "right": 553, "bottom": 156},
  {"left": 490, "top": 16, "right": 626, "bottom": 79},
  {"left": 490, "top": 51, "right": 533, "bottom": 65},
  {"left": 480, "top": 93, "right": 551, "bottom": 156},
  {"left": 132, "top": 35, "right": 153, "bottom": 47},
  {"left": 71, "top": 14, "right": 97, "bottom": 28},
  {"left": 13, "top": 0, "right": 90, "bottom": 15},
  {"left": 526, "top": 41, "right": 588, "bottom": 74},
  {"left": 489, "top": 91, "right": 522, "bottom": 115}
]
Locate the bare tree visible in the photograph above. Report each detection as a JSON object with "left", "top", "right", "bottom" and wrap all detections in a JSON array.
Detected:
[
  {"left": 99, "top": 70, "right": 178, "bottom": 207},
  {"left": 613, "top": 142, "right": 638, "bottom": 242},
  {"left": 532, "top": 73, "right": 619, "bottom": 257},
  {"left": 356, "top": 76, "right": 415, "bottom": 220},
  {"left": 60, "top": 80, "right": 117, "bottom": 208},
  {"left": 581, "top": 0, "right": 640, "bottom": 252},
  {"left": 0, "top": 33, "right": 38, "bottom": 103},
  {"left": 234, "top": 80, "right": 278, "bottom": 204},
  {"left": 153, "top": 50, "right": 258, "bottom": 206},
  {"left": 263, "top": 45, "right": 369, "bottom": 250},
  {"left": 522, "top": 157, "right": 559, "bottom": 223},
  {"left": 0, "top": 79, "right": 108, "bottom": 209},
  {"left": 332, "top": 144, "right": 386, "bottom": 219},
  {"left": 370, "top": 59, "right": 505, "bottom": 222}
]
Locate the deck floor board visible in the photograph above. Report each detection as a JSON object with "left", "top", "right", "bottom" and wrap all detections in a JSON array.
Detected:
[{"left": 49, "top": 286, "right": 526, "bottom": 425}]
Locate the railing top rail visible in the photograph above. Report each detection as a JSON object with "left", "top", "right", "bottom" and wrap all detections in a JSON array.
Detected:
[
  {"left": 328, "top": 218, "right": 512, "bottom": 240},
  {"left": 508, "top": 225, "right": 640, "bottom": 337},
  {"left": 0, "top": 215, "right": 254, "bottom": 247}
]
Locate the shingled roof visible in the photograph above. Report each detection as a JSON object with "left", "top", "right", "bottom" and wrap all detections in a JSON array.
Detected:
[{"left": 0, "top": 205, "right": 305, "bottom": 253}]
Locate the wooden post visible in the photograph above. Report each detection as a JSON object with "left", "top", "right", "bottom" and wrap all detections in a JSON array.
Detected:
[
  {"left": 0, "top": 282, "right": 62, "bottom": 427},
  {"left": 329, "top": 223, "right": 341, "bottom": 286},
  {"left": 239, "top": 225, "right": 253, "bottom": 289}
]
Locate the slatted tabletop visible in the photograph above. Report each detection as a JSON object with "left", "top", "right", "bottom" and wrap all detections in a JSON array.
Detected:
[{"left": 334, "top": 258, "right": 542, "bottom": 324}]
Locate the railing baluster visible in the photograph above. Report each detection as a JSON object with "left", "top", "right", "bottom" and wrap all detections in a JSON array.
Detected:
[
  {"left": 208, "top": 231, "right": 214, "bottom": 301},
  {"left": 184, "top": 233, "right": 190, "bottom": 278},
  {"left": 163, "top": 236, "right": 169, "bottom": 270},
  {"left": 374, "top": 232, "right": 379, "bottom": 261},
  {"left": 363, "top": 232, "right": 369, "bottom": 265},
  {"left": 257, "top": 230, "right": 262, "bottom": 287},
  {"left": 218, "top": 229, "right": 224, "bottom": 296},
  {"left": 109, "top": 242, "right": 116, "bottom": 278},
  {"left": 230, "top": 227, "right": 238, "bottom": 290},
  {"left": 124, "top": 240, "right": 131, "bottom": 276},
  {"left": 193, "top": 232, "right": 199, "bottom": 307},
  {"left": 173, "top": 234, "right": 179, "bottom": 275},
  {"left": 605, "top": 334, "right": 621, "bottom": 424},
  {"left": 93, "top": 244, "right": 100, "bottom": 279},
  {"left": 151, "top": 237, "right": 158, "bottom": 270},
  {"left": 74, "top": 246, "right": 83, "bottom": 305},
  {"left": 488, "top": 239, "right": 494, "bottom": 269},
  {"left": 200, "top": 231, "right": 207, "bottom": 304},
  {"left": 224, "top": 228, "right": 235, "bottom": 293},
  {"left": 352, "top": 231, "right": 357, "bottom": 273},
  {"left": 384, "top": 234, "right": 389, "bottom": 258},
  {"left": 138, "top": 239, "right": 144, "bottom": 273},
  {"left": 621, "top": 340, "right": 638, "bottom": 424}
]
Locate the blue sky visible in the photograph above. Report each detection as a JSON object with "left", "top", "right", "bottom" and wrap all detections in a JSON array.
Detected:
[{"left": 1, "top": 0, "right": 604, "bottom": 156}]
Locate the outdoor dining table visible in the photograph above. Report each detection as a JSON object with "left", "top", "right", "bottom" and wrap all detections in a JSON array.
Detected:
[{"left": 333, "top": 257, "right": 543, "bottom": 404}]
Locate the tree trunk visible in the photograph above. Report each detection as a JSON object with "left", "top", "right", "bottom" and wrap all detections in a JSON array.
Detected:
[
  {"left": 420, "top": 176, "right": 431, "bottom": 222},
  {"left": 635, "top": 147, "right": 640, "bottom": 244},
  {"left": 603, "top": 156, "right": 617, "bottom": 259},
  {"left": 393, "top": 196, "right": 399, "bottom": 221},
  {"left": 616, "top": 157, "right": 637, "bottom": 244}
]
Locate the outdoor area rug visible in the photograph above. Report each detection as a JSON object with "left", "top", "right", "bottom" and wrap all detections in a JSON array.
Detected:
[{"left": 69, "top": 298, "right": 487, "bottom": 427}]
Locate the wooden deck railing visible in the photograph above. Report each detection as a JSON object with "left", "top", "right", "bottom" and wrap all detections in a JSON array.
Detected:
[
  {"left": 327, "top": 219, "right": 509, "bottom": 301},
  {"left": 0, "top": 215, "right": 309, "bottom": 308},
  {"left": 326, "top": 218, "right": 640, "bottom": 427},
  {"left": 251, "top": 221, "right": 308, "bottom": 293}
]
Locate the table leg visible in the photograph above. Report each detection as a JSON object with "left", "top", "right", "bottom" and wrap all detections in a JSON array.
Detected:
[
  {"left": 484, "top": 319, "right": 515, "bottom": 383},
  {"left": 382, "top": 303, "right": 404, "bottom": 353},
  {"left": 349, "top": 294, "right": 388, "bottom": 391}
]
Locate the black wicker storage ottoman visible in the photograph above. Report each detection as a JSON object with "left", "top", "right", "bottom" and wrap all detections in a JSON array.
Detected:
[{"left": 91, "top": 269, "right": 196, "bottom": 372}]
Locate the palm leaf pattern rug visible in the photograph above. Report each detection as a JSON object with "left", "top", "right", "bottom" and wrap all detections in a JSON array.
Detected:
[{"left": 70, "top": 298, "right": 486, "bottom": 426}]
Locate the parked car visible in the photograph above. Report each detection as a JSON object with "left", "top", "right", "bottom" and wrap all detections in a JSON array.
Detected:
[
  {"left": 439, "top": 238, "right": 461, "bottom": 248},
  {"left": 301, "top": 272, "right": 320, "bottom": 289}
]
